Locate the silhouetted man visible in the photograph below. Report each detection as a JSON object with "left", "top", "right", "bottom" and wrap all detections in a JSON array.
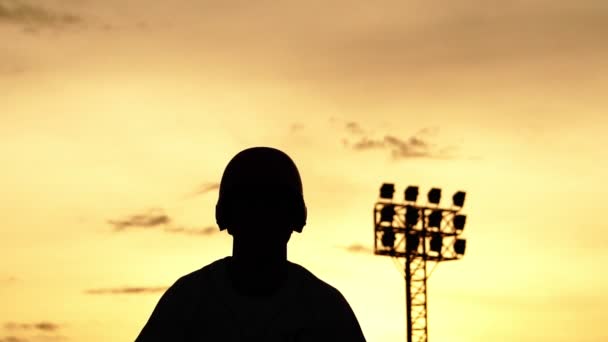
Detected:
[{"left": 135, "top": 147, "right": 366, "bottom": 342}]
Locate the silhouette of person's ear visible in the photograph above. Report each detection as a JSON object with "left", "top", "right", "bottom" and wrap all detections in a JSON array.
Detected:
[{"left": 293, "top": 203, "right": 307, "bottom": 233}]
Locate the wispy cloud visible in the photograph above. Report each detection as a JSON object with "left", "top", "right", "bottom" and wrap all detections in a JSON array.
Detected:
[
  {"left": 108, "top": 209, "right": 218, "bottom": 236},
  {"left": 342, "top": 122, "right": 455, "bottom": 160},
  {"left": 1, "top": 321, "right": 66, "bottom": 342},
  {"left": 0, "top": 337, "right": 28, "bottom": 342},
  {"left": 351, "top": 135, "right": 435, "bottom": 159},
  {"left": 187, "top": 182, "right": 220, "bottom": 198},
  {"left": 107, "top": 208, "right": 170, "bottom": 230},
  {"left": 350, "top": 136, "right": 386, "bottom": 150},
  {"left": 4, "top": 322, "right": 60, "bottom": 333},
  {"left": 343, "top": 243, "right": 373, "bottom": 254},
  {"left": 164, "top": 226, "right": 217, "bottom": 236},
  {"left": 0, "top": 0, "right": 81, "bottom": 28},
  {"left": 84, "top": 286, "right": 168, "bottom": 295},
  {"left": 345, "top": 121, "right": 365, "bottom": 135}
]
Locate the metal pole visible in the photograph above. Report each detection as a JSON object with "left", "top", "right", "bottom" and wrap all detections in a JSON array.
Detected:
[
  {"left": 421, "top": 208, "right": 429, "bottom": 341},
  {"left": 405, "top": 249, "right": 413, "bottom": 342}
]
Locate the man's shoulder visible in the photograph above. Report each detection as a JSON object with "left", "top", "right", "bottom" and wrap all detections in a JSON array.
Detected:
[
  {"left": 288, "top": 262, "right": 347, "bottom": 302},
  {"left": 287, "top": 261, "right": 362, "bottom": 335},
  {"left": 171, "top": 256, "right": 229, "bottom": 291}
]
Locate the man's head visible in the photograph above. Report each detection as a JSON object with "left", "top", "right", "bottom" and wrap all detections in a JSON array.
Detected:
[{"left": 215, "top": 147, "right": 307, "bottom": 245}]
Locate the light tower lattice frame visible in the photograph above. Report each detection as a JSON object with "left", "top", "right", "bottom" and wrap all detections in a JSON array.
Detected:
[{"left": 373, "top": 197, "right": 466, "bottom": 342}]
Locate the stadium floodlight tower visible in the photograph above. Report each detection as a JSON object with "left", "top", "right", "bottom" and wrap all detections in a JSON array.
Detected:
[{"left": 373, "top": 184, "right": 468, "bottom": 342}]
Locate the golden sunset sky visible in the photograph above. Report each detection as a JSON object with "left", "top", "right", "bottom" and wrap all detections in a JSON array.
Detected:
[{"left": 1, "top": 0, "right": 608, "bottom": 341}]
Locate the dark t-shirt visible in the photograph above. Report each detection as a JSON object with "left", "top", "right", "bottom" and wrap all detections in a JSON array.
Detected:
[{"left": 135, "top": 257, "right": 366, "bottom": 342}]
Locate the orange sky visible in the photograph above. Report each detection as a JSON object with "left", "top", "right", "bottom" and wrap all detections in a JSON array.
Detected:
[{"left": 1, "top": 0, "right": 608, "bottom": 341}]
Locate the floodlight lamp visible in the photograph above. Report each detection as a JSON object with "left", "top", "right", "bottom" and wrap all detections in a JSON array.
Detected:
[
  {"left": 380, "top": 183, "right": 395, "bottom": 199},
  {"left": 453, "top": 214, "right": 467, "bottom": 231},
  {"left": 381, "top": 228, "right": 396, "bottom": 248},
  {"left": 428, "top": 188, "right": 441, "bottom": 204},
  {"left": 453, "top": 191, "right": 466, "bottom": 207},
  {"left": 406, "top": 231, "right": 420, "bottom": 252},
  {"left": 405, "top": 206, "right": 420, "bottom": 226},
  {"left": 428, "top": 210, "right": 443, "bottom": 228},
  {"left": 405, "top": 186, "right": 419, "bottom": 202},
  {"left": 380, "top": 205, "right": 395, "bottom": 223},
  {"left": 430, "top": 233, "right": 443, "bottom": 253},
  {"left": 454, "top": 239, "right": 466, "bottom": 255}
]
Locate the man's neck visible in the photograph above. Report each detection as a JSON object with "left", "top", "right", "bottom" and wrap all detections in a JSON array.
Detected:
[{"left": 228, "top": 245, "right": 289, "bottom": 297}]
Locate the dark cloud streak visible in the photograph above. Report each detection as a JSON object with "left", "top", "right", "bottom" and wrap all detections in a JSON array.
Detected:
[
  {"left": 189, "top": 182, "right": 220, "bottom": 197},
  {"left": 108, "top": 209, "right": 218, "bottom": 236},
  {"left": 107, "top": 209, "right": 170, "bottom": 230},
  {"left": 0, "top": 0, "right": 81, "bottom": 28},
  {"left": 343, "top": 243, "right": 373, "bottom": 254},
  {"left": 344, "top": 122, "right": 454, "bottom": 160},
  {"left": 1, "top": 320, "right": 64, "bottom": 342},
  {"left": 164, "top": 226, "right": 217, "bottom": 236},
  {"left": 345, "top": 122, "right": 365, "bottom": 135},
  {"left": 85, "top": 286, "right": 168, "bottom": 295},
  {"left": 0, "top": 336, "right": 28, "bottom": 342},
  {"left": 4, "top": 322, "right": 60, "bottom": 332}
]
